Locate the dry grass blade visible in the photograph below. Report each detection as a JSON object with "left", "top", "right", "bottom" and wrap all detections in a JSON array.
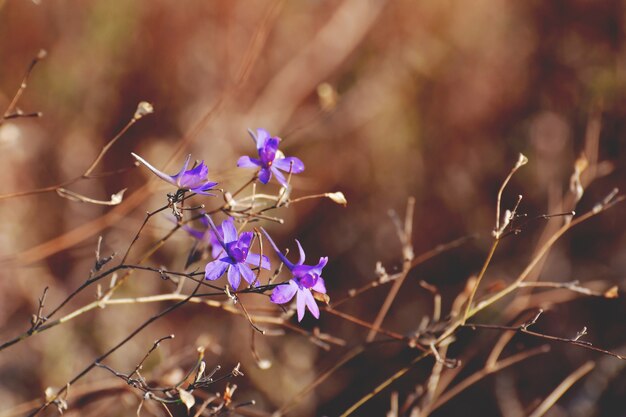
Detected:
[
  {"left": 278, "top": 345, "right": 366, "bottom": 415},
  {"left": 338, "top": 351, "right": 431, "bottom": 417},
  {"left": 430, "top": 345, "right": 550, "bottom": 413},
  {"left": 528, "top": 361, "right": 595, "bottom": 417}
]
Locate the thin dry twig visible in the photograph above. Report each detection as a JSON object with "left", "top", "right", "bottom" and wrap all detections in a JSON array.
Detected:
[
  {"left": 465, "top": 309, "right": 626, "bottom": 361},
  {"left": 2, "top": 49, "right": 46, "bottom": 124},
  {"left": 366, "top": 197, "right": 415, "bottom": 342},
  {"left": 0, "top": 101, "right": 150, "bottom": 201},
  {"left": 463, "top": 153, "right": 528, "bottom": 324},
  {"left": 28, "top": 281, "right": 204, "bottom": 416},
  {"left": 437, "top": 192, "right": 625, "bottom": 346},
  {"left": 130, "top": 335, "right": 175, "bottom": 379},
  {"left": 339, "top": 191, "right": 624, "bottom": 416},
  {"left": 333, "top": 234, "right": 475, "bottom": 308},
  {"left": 430, "top": 345, "right": 551, "bottom": 412}
]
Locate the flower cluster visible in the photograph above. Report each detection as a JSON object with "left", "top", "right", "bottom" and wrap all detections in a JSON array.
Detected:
[{"left": 134, "top": 129, "right": 330, "bottom": 321}]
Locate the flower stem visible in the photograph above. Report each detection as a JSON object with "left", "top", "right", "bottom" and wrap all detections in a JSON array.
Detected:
[{"left": 462, "top": 238, "right": 499, "bottom": 325}]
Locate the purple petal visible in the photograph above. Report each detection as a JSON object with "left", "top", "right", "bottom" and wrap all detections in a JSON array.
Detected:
[
  {"left": 209, "top": 231, "right": 224, "bottom": 259},
  {"left": 238, "top": 231, "right": 253, "bottom": 250},
  {"left": 204, "top": 215, "right": 228, "bottom": 252},
  {"left": 191, "top": 181, "right": 218, "bottom": 195},
  {"left": 181, "top": 224, "right": 205, "bottom": 241},
  {"left": 254, "top": 128, "right": 271, "bottom": 149},
  {"left": 273, "top": 157, "right": 305, "bottom": 174},
  {"left": 258, "top": 168, "right": 272, "bottom": 184},
  {"left": 131, "top": 153, "right": 177, "bottom": 186},
  {"left": 221, "top": 218, "right": 238, "bottom": 243},
  {"left": 303, "top": 288, "right": 320, "bottom": 319},
  {"left": 192, "top": 190, "right": 216, "bottom": 196},
  {"left": 227, "top": 265, "right": 241, "bottom": 289},
  {"left": 260, "top": 228, "right": 295, "bottom": 270},
  {"left": 246, "top": 253, "right": 270, "bottom": 270},
  {"left": 211, "top": 245, "right": 225, "bottom": 260},
  {"left": 205, "top": 259, "right": 229, "bottom": 281},
  {"left": 191, "top": 189, "right": 216, "bottom": 196},
  {"left": 270, "top": 280, "right": 298, "bottom": 304},
  {"left": 295, "top": 239, "right": 306, "bottom": 265},
  {"left": 311, "top": 277, "right": 326, "bottom": 294},
  {"left": 237, "top": 156, "right": 261, "bottom": 169},
  {"left": 271, "top": 167, "right": 288, "bottom": 188},
  {"left": 238, "top": 263, "right": 255, "bottom": 285},
  {"left": 177, "top": 161, "right": 208, "bottom": 188},
  {"left": 311, "top": 257, "right": 328, "bottom": 276},
  {"left": 171, "top": 154, "right": 192, "bottom": 180},
  {"left": 296, "top": 289, "right": 306, "bottom": 322}
]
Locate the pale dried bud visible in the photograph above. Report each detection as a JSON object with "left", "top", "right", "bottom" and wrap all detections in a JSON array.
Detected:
[
  {"left": 44, "top": 387, "right": 55, "bottom": 402},
  {"left": 232, "top": 362, "right": 244, "bottom": 376},
  {"left": 569, "top": 154, "right": 588, "bottom": 204},
  {"left": 515, "top": 153, "right": 529, "bottom": 168},
  {"left": 109, "top": 188, "right": 126, "bottom": 205},
  {"left": 195, "top": 360, "right": 206, "bottom": 383},
  {"left": 0, "top": 123, "right": 21, "bottom": 145},
  {"left": 178, "top": 388, "right": 195, "bottom": 411},
  {"left": 317, "top": 82, "right": 338, "bottom": 111},
  {"left": 604, "top": 286, "right": 619, "bottom": 298},
  {"left": 326, "top": 191, "right": 347, "bottom": 206},
  {"left": 134, "top": 101, "right": 154, "bottom": 120}
]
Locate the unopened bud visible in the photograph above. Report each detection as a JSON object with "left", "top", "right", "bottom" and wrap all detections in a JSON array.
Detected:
[
  {"left": 134, "top": 101, "right": 154, "bottom": 120},
  {"left": 317, "top": 82, "right": 338, "bottom": 111},
  {"left": 515, "top": 153, "right": 528, "bottom": 168},
  {"left": 326, "top": 191, "right": 347, "bottom": 206}
]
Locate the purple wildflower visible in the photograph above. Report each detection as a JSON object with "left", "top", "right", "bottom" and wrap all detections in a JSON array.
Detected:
[
  {"left": 237, "top": 128, "right": 305, "bottom": 187},
  {"left": 261, "top": 228, "right": 328, "bottom": 321},
  {"left": 132, "top": 153, "right": 218, "bottom": 195},
  {"left": 204, "top": 217, "right": 270, "bottom": 289}
]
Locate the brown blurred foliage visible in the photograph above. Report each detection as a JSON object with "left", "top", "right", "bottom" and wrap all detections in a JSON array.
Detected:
[{"left": 1, "top": 0, "right": 625, "bottom": 416}]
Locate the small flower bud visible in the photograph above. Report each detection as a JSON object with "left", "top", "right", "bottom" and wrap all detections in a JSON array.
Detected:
[
  {"left": 326, "top": 191, "right": 347, "bottom": 206},
  {"left": 317, "top": 82, "right": 338, "bottom": 111},
  {"left": 177, "top": 388, "right": 195, "bottom": 411},
  {"left": 257, "top": 359, "right": 272, "bottom": 370},
  {"left": 134, "top": 101, "right": 154, "bottom": 120}
]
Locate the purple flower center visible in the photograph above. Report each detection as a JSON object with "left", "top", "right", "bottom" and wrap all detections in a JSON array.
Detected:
[
  {"left": 298, "top": 272, "right": 318, "bottom": 289},
  {"left": 225, "top": 241, "right": 248, "bottom": 263},
  {"left": 258, "top": 138, "right": 279, "bottom": 168},
  {"left": 259, "top": 150, "right": 275, "bottom": 167}
]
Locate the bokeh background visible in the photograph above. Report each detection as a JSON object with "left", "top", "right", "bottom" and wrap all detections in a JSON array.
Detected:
[{"left": 1, "top": 0, "right": 625, "bottom": 416}]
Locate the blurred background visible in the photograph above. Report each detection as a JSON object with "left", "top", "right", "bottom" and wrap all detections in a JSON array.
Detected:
[{"left": 1, "top": 0, "right": 625, "bottom": 416}]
